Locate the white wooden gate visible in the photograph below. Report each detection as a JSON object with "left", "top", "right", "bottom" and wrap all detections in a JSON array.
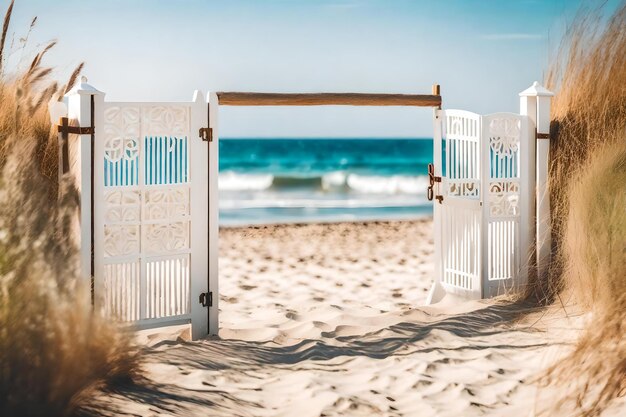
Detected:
[
  {"left": 64, "top": 82, "right": 220, "bottom": 340},
  {"left": 431, "top": 109, "right": 535, "bottom": 300},
  {"left": 62, "top": 80, "right": 550, "bottom": 321}
]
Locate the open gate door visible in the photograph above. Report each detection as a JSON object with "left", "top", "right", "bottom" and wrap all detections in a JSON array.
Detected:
[
  {"left": 90, "top": 91, "right": 212, "bottom": 339},
  {"left": 481, "top": 113, "right": 534, "bottom": 297},
  {"left": 430, "top": 109, "right": 534, "bottom": 301},
  {"left": 434, "top": 110, "right": 483, "bottom": 299}
]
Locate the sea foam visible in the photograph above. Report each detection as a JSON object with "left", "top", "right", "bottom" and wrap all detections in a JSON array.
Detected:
[{"left": 219, "top": 170, "right": 429, "bottom": 195}]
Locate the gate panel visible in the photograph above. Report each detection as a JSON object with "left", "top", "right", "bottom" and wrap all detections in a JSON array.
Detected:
[
  {"left": 94, "top": 97, "right": 209, "bottom": 336},
  {"left": 481, "top": 113, "right": 531, "bottom": 297},
  {"left": 439, "top": 110, "right": 482, "bottom": 299},
  {"left": 433, "top": 110, "right": 533, "bottom": 301}
]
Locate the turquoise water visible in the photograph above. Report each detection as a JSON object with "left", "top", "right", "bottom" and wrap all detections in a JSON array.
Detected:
[{"left": 219, "top": 138, "right": 434, "bottom": 226}]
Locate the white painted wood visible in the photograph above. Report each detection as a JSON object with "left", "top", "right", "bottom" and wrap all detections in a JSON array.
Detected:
[
  {"left": 87, "top": 90, "right": 210, "bottom": 338},
  {"left": 519, "top": 99, "right": 537, "bottom": 293},
  {"left": 536, "top": 95, "right": 552, "bottom": 282},
  {"left": 481, "top": 113, "right": 527, "bottom": 297},
  {"left": 445, "top": 196, "right": 481, "bottom": 210},
  {"left": 66, "top": 79, "right": 104, "bottom": 290},
  {"left": 438, "top": 109, "right": 482, "bottom": 300},
  {"left": 80, "top": 83, "right": 545, "bottom": 319},
  {"left": 190, "top": 90, "right": 210, "bottom": 339},
  {"left": 208, "top": 92, "right": 220, "bottom": 335},
  {"left": 432, "top": 105, "right": 536, "bottom": 302},
  {"left": 519, "top": 82, "right": 554, "bottom": 283},
  {"left": 426, "top": 108, "right": 444, "bottom": 304}
]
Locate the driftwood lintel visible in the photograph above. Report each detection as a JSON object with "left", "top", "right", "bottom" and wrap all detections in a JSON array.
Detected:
[{"left": 215, "top": 92, "right": 442, "bottom": 107}]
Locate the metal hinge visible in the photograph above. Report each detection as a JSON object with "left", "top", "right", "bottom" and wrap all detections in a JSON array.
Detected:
[
  {"left": 199, "top": 127, "right": 213, "bottom": 142},
  {"left": 199, "top": 291, "right": 213, "bottom": 307}
]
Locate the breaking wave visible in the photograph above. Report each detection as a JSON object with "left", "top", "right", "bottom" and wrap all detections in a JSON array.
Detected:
[{"left": 219, "top": 171, "right": 429, "bottom": 195}]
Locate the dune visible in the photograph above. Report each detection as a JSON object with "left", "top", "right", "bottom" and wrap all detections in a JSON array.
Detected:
[{"left": 82, "top": 220, "right": 626, "bottom": 417}]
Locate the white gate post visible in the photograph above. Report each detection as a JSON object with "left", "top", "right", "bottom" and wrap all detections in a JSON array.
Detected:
[
  {"left": 65, "top": 77, "right": 105, "bottom": 289},
  {"left": 426, "top": 85, "right": 446, "bottom": 305},
  {"left": 190, "top": 90, "right": 210, "bottom": 340},
  {"left": 208, "top": 92, "right": 220, "bottom": 335},
  {"left": 519, "top": 82, "right": 554, "bottom": 282},
  {"left": 519, "top": 87, "right": 537, "bottom": 291}
]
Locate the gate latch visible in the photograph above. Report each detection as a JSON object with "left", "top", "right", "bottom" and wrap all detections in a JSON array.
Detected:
[
  {"left": 199, "top": 291, "right": 213, "bottom": 307},
  {"left": 199, "top": 127, "right": 213, "bottom": 142},
  {"left": 427, "top": 163, "right": 443, "bottom": 204}
]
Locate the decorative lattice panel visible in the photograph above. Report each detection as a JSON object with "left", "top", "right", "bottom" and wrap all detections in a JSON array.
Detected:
[
  {"left": 98, "top": 103, "right": 192, "bottom": 322},
  {"left": 444, "top": 111, "right": 481, "bottom": 199},
  {"left": 484, "top": 114, "right": 522, "bottom": 283},
  {"left": 439, "top": 110, "right": 483, "bottom": 298},
  {"left": 435, "top": 108, "right": 532, "bottom": 301}
]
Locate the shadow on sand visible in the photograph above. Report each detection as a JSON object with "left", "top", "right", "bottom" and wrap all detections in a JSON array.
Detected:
[{"left": 79, "top": 300, "right": 547, "bottom": 416}]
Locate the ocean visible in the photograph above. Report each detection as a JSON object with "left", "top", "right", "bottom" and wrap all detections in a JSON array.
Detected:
[{"left": 219, "top": 138, "right": 434, "bottom": 226}]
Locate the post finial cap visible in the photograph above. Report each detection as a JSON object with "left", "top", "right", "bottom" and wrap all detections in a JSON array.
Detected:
[
  {"left": 66, "top": 75, "right": 104, "bottom": 96},
  {"left": 519, "top": 81, "right": 554, "bottom": 97}
]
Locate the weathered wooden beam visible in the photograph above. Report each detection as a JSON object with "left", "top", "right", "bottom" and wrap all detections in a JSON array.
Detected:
[{"left": 216, "top": 92, "right": 442, "bottom": 107}]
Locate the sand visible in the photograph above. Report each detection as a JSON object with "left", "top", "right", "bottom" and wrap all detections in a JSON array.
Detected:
[{"left": 84, "top": 220, "right": 625, "bottom": 417}]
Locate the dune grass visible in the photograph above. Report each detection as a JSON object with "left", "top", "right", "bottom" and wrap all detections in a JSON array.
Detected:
[
  {"left": 541, "top": 1, "right": 626, "bottom": 301},
  {"left": 539, "top": 2, "right": 626, "bottom": 415},
  {"left": 0, "top": 1, "right": 138, "bottom": 416},
  {"left": 540, "top": 139, "right": 626, "bottom": 417}
]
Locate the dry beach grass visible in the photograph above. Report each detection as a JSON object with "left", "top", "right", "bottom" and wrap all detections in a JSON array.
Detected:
[
  {"left": 541, "top": 2, "right": 626, "bottom": 415},
  {"left": 0, "top": 1, "right": 138, "bottom": 416},
  {"left": 543, "top": 1, "right": 626, "bottom": 300}
]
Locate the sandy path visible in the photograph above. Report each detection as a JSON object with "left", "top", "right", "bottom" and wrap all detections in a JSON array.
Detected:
[
  {"left": 218, "top": 221, "right": 434, "bottom": 342},
  {"left": 83, "top": 220, "right": 624, "bottom": 417}
]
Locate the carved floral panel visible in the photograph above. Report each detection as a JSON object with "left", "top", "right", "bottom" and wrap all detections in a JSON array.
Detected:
[
  {"left": 489, "top": 181, "right": 520, "bottom": 217},
  {"left": 104, "top": 224, "right": 140, "bottom": 257},
  {"left": 103, "top": 106, "right": 141, "bottom": 163},
  {"left": 144, "top": 187, "right": 190, "bottom": 221},
  {"left": 143, "top": 222, "right": 189, "bottom": 254},
  {"left": 100, "top": 104, "right": 193, "bottom": 262},
  {"left": 448, "top": 181, "right": 479, "bottom": 198},
  {"left": 488, "top": 118, "right": 521, "bottom": 157},
  {"left": 142, "top": 106, "right": 189, "bottom": 137},
  {"left": 104, "top": 190, "right": 141, "bottom": 223}
]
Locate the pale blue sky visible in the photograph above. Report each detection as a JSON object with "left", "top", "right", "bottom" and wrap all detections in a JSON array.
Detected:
[{"left": 3, "top": 0, "right": 595, "bottom": 137}]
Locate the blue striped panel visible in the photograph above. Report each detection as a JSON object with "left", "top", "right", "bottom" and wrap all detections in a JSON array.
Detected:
[
  {"left": 104, "top": 150, "right": 139, "bottom": 187},
  {"left": 144, "top": 136, "right": 188, "bottom": 185}
]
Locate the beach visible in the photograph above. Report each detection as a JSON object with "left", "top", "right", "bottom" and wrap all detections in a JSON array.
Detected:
[
  {"left": 82, "top": 220, "right": 625, "bottom": 417},
  {"left": 219, "top": 220, "right": 434, "bottom": 340},
  {"left": 1, "top": 0, "right": 624, "bottom": 415}
]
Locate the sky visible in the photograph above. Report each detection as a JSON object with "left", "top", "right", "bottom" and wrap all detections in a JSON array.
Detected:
[{"left": 2, "top": 0, "right": 598, "bottom": 137}]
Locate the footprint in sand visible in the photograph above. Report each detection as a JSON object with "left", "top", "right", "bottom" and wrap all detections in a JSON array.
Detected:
[{"left": 239, "top": 284, "right": 257, "bottom": 291}]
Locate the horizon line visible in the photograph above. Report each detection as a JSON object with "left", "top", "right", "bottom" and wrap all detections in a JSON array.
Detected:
[{"left": 220, "top": 136, "right": 434, "bottom": 140}]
